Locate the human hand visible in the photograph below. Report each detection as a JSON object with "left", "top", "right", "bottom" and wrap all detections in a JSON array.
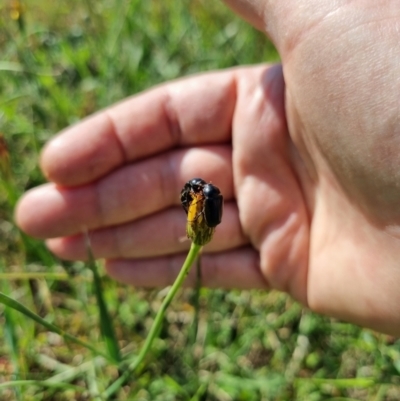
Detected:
[{"left": 16, "top": 0, "right": 400, "bottom": 335}]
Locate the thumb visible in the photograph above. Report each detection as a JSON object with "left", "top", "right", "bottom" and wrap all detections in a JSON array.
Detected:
[
  {"left": 222, "top": 0, "right": 347, "bottom": 57},
  {"left": 222, "top": 0, "right": 267, "bottom": 31}
]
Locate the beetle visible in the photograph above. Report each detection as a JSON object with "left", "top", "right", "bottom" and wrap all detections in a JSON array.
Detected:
[
  {"left": 180, "top": 178, "right": 223, "bottom": 228},
  {"left": 202, "top": 182, "right": 223, "bottom": 227},
  {"left": 180, "top": 177, "right": 206, "bottom": 214}
]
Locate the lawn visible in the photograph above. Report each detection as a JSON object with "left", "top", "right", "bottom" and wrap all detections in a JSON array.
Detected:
[{"left": 0, "top": 0, "right": 399, "bottom": 400}]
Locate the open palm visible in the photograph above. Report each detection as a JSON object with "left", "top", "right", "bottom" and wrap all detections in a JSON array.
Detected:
[{"left": 16, "top": 0, "right": 400, "bottom": 335}]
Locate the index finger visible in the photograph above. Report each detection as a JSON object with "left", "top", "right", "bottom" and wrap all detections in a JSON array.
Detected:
[{"left": 41, "top": 70, "right": 237, "bottom": 186}]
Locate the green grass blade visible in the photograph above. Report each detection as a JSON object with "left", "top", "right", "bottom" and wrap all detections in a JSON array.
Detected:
[
  {"left": 0, "top": 292, "right": 112, "bottom": 362},
  {"left": 0, "top": 380, "right": 85, "bottom": 392},
  {"left": 85, "top": 234, "right": 121, "bottom": 363},
  {"left": 295, "top": 377, "right": 377, "bottom": 388},
  {"left": 0, "top": 259, "right": 24, "bottom": 401},
  {"left": 3, "top": 306, "right": 22, "bottom": 401},
  {"left": 0, "top": 272, "right": 69, "bottom": 280}
]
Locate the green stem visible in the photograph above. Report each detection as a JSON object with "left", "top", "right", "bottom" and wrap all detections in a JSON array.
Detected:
[{"left": 104, "top": 242, "right": 202, "bottom": 399}]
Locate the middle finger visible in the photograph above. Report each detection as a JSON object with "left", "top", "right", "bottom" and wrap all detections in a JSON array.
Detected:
[{"left": 17, "top": 146, "right": 233, "bottom": 239}]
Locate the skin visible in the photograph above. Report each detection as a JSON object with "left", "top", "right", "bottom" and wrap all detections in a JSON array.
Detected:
[{"left": 15, "top": 0, "right": 400, "bottom": 335}]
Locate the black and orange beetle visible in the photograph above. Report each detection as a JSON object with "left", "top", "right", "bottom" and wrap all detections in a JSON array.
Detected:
[{"left": 180, "top": 178, "right": 223, "bottom": 228}]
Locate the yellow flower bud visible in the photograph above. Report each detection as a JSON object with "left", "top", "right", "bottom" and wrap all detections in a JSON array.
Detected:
[
  {"left": 186, "top": 192, "right": 215, "bottom": 246},
  {"left": 180, "top": 178, "right": 223, "bottom": 246}
]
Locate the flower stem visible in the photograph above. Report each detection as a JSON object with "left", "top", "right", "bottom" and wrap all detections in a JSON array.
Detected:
[{"left": 104, "top": 242, "right": 202, "bottom": 399}]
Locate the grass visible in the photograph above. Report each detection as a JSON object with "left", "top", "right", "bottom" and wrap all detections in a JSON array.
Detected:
[{"left": 1, "top": 0, "right": 400, "bottom": 400}]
